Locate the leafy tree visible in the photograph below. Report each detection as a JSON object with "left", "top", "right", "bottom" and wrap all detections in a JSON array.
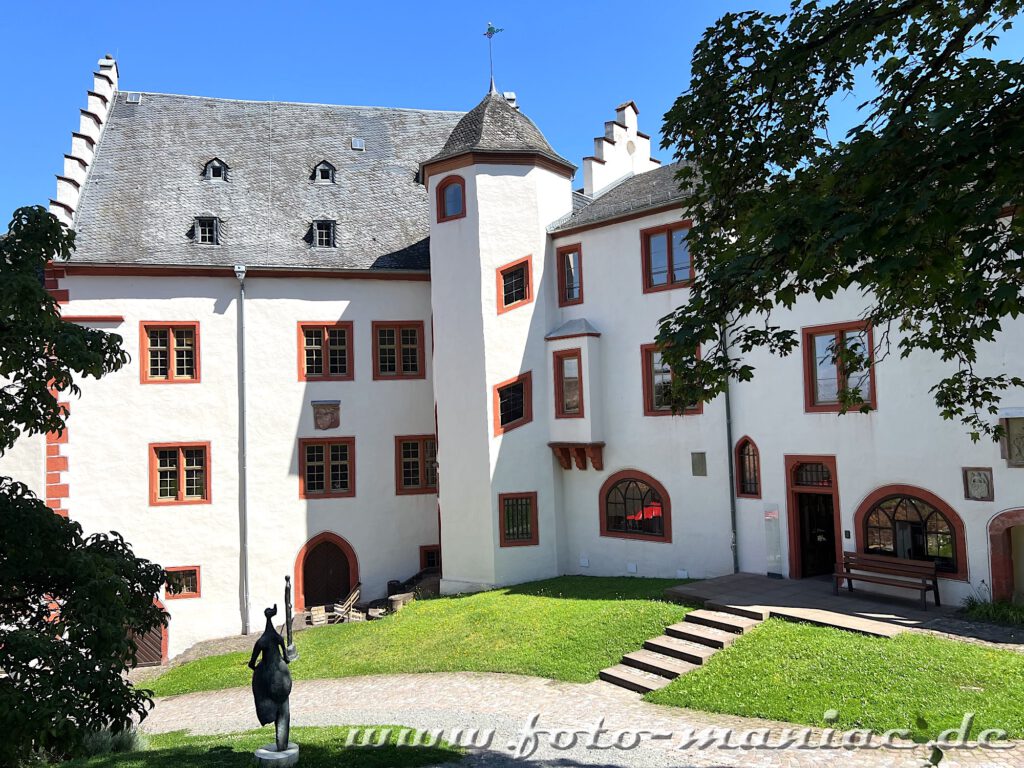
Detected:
[
  {"left": 658, "top": 0, "right": 1024, "bottom": 439},
  {"left": 0, "top": 206, "right": 165, "bottom": 764}
]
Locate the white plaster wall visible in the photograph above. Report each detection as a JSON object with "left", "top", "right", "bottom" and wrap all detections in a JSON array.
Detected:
[
  {"left": 0, "top": 431, "right": 45, "bottom": 496},
  {"left": 58, "top": 273, "right": 438, "bottom": 658},
  {"left": 551, "top": 208, "right": 735, "bottom": 581}
]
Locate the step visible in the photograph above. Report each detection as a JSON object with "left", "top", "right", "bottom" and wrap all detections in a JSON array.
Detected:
[
  {"left": 622, "top": 649, "right": 698, "bottom": 679},
  {"left": 643, "top": 635, "right": 717, "bottom": 665},
  {"left": 706, "top": 601, "right": 770, "bottom": 621},
  {"left": 665, "top": 621, "right": 736, "bottom": 649},
  {"left": 684, "top": 609, "right": 761, "bottom": 635},
  {"left": 599, "top": 663, "right": 672, "bottom": 693}
]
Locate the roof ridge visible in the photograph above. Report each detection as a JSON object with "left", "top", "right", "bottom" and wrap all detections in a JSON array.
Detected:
[{"left": 121, "top": 90, "right": 466, "bottom": 115}]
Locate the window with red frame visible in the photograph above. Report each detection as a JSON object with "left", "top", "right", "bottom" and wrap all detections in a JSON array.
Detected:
[
  {"left": 396, "top": 436, "right": 438, "bottom": 494},
  {"left": 373, "top": 322, "right": 424, "bottom": 379},
  {"left": 600, "top": 472, "right": 671, "bottom": 542},
  {"left": 496, "top": 256, "right": 533, "bottom": 313},
  {"left": 642, "top": 223, "right": 692, "bottom": 292},
  {"left": 736, "top": 438, "right": 761, "bottom": 498},
  {"left": 300, "top": 438, "right": 355, "bottom": 498},
  {"left": 165, "top": 566, "right": 201, "bottom": 599},
  {"left": 150, "top": 443, "right": 209, "bottom": 504},
  {"left": 803, "top": 323, "right": 875, "bottom": 412},
  {"left": 499, "top": 492, "right": 538, "bottom": 546},
  {"left": 437, "top": 176, "right": 466, "bottom": 222},
  {"left": 557, "top": 244, "right": 583, "bottom": 306},
  {"left": 141, "top": 323, "right": 199, "bottom": 382},
  {"left": 493, "top": 372, "right": 533, "bottom": 434},
  {"left": 553, "top": 349, "right": 583, "bottom": 418},
  {"left": 299, "top": 322, "right": 353, "bottom": 381},
  {"left": 641, "top": 344, "right": 701, "bottom": 416}
]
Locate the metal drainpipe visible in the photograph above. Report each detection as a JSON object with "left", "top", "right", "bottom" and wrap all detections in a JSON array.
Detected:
[
  {"left": 721, "top": 323, "right": 740, "bottom": 574},
  {"left": 234, "top": 264, "right": 251, "bottom": 635}
]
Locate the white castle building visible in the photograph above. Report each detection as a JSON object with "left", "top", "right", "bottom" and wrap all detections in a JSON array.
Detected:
[{"left": 6, "top": 56, "right": 1024, "bottom": 662}]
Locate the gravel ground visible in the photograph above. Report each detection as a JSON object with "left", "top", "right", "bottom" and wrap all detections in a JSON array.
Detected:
[{"left": 142, "top": 672, "right": 1023, "bottom": 767}]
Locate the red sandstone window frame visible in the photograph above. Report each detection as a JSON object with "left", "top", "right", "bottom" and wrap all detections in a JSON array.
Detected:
[
  {"left": 296, "top": 321, "right": 354, "bottom": 382},
  {"left": 148, "top": 442, "right": 211, "bottom": 506},
  {"left": 436, "top": 175, "right": 467, "bottom": 223},
  {"left": 498, "top": 491, "right": 539, "bottom": 547},
  {"left": 493, "top": 371, "right": 534, "bottom": 435},
  {"left": 640, "top": 221, "right": 693, "bottom": 293},
  {"left": 599, "top": 470, "right": 673, "bottom": 543},
  {"left": 419, "top": 544, "right": 441, "bottom": 570},
  {"left": 372, "top": 321, "right": 426, "bottom": 380},
  {"left": 495, "top": 255, "right": 534, "bottom": 315},
  {"left": 735, "top": 436, "right": 761, "bottom": 499},
  {"left": 139, "top": 322, "right": 201, "bottom": 384},
  {"left": 164, "top": 566, "right": 202, "bottom": 600},
  {"left": 298, "top": 437, "right": 356, "bottom": 499},
  {"left": 802, "top": 321, "right": 877, "bottom": 413},
  {"left": 553, "top": 348, "right": 584, "bottom": 419},
  {"left": 394, "top": 435, "right": 438, "bottom": 495},
  {"left": 556, "top": 243, "right": 584, "bottom": 307},
  {"left": 640, "top": 343, "right": 702, "bottom": 416}
]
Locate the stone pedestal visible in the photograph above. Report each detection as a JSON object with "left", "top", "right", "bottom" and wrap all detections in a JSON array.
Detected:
[{"left": 254, "top": 742, "right": 299, "bottom": 766}]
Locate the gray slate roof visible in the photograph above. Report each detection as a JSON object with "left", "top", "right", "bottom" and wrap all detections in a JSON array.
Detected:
[
  {"left": 549, "top": 162, "right": 690, "bottom": 233},
  {"left": 423, "top": 91, "right": 573, "bottom": 170},
  {"left": 73, "top": 93, "right": 464, "bottom": 271}
]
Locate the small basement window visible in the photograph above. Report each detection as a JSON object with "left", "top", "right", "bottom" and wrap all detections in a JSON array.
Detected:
[
  {"left": 312, "top": 160, "right": 336, "bottom": 183},
  {"left": 202, "top": 158, "right": 229, "bottom": 181}
]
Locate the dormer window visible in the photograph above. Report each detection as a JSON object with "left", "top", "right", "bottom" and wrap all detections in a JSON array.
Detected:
[
  {"left": 436, "top": 175, "right": 466, "bottom": 222},
  {"left": 313, "top": 220, "right": 336, "bottom": 248},
  {"left": 312, "top": 161, "right": 336, "bottom": 184},
  {"left": 203, "top": 159, "right": 229, "bottom": 181},
  {"left": 194, "top": 217, "right": 220, "bottom": 245}
]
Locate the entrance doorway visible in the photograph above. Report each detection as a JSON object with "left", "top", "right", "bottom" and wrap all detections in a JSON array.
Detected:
[
  {"left": 294, "top": 532, "right": 359, "bottom": 611},
  {"left": 989, "top": 508, "right": 1024, "bottom": 603},
  {"left": 131, "top": 598, "right": 167, "bottom": 667},
  {"left": 785, "top": 455, "right": 841, "bottom": 579}
]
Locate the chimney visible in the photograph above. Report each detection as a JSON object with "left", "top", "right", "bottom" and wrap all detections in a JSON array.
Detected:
[
  {"left": 582, "top": 100, "right": 662, "bottom": 198},
  {"left": 503, "top": 91, "right": 518, "bottom": 110},
  {"left": 50, "top": 56, "right": 119, "bottom": 226}
]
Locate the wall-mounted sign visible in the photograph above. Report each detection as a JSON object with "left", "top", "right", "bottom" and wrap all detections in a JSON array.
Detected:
[{"left": 962, "top": 467, "right": 994, "bottom": 502}]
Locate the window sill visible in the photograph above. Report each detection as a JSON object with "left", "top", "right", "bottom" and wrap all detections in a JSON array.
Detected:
[
  {"left": 396, "top": 486, "right": 438, "bottom": 496},
  {"left": 150, "top": 497, "right": 211, "bottom": 507},
  {"left": 495, "top": 416, "right": 532, "bottom": 436},
  {"left": 300, "top": 490, "right": 356, "bottom": 500},
  {"left": 600, "top": 530, "right": 672, "bottom": 544},
  {"left": 643, "top": 280, "right": 692, "bottom": 295}
]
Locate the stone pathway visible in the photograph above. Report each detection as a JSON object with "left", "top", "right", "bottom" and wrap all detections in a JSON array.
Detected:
[{"left": 144, "top": 672, "right": 1024, "bottom": 767}]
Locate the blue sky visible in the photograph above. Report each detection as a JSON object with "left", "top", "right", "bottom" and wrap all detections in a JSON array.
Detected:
[{"left": 3, "top": 2, "right": 1021, "bottom": 219}]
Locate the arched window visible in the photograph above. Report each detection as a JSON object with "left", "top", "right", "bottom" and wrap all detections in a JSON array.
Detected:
[
  {"left": 202, "top": 158, "right": 229, "bottom": 181},
  {"left": 312, "top": 160, "right": 336, "bottom": 183},
  {"left": 735, "top": 437, "right": 760, "bottom": 498},
  {"left": 436, "top": 175, "right": 465, "bottom": 222},
  {"left": 857, "top": 488, "right": 964, "bottom": 575},
  {"left": 599, "top": 470, "right": 672, "bottom": 542}
]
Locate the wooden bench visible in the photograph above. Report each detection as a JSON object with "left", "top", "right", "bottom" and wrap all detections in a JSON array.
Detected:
[{"left": 833, "top": 552, "right": 940, "bottom": 610}]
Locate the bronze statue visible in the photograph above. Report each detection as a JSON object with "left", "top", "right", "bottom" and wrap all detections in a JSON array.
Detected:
[{"left": 249, "top": 604, "right": 293, "bottom": 753}]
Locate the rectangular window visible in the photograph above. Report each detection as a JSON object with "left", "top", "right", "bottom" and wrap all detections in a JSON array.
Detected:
[
  {"left": 420, "top": 545, "right": 441, "bottom": 570},
  {"left": 297, "top": 322, "right": 353, "bottom": 381},
  {"left": 372, "top": 322, "right": 425, "bottom": 380},
  {"left": 493, "top": 372, "right": 533, "bottom": 435},
  {"left": 556, "top": 244, "right": 583, "bottom": 306},
  {"left": 495, "top": 255, "right": 534, "bottom": 314},
  {"left": 140, "top": 323, "right": 200, "bottom": 383},
  {"left": 641, "top": 222, "right": 692, "bottom": 292},
  {"left": 802, "top": 322, "right": 876, "bottom": 412},
  {"left": 149, "top": 443, "right": 210, "bottom": 505},
  {"left": 165, "top": 566, "right": 201, "bottom": 599},
  {"left": 313, "top": 220, "right": 335, "bottom": 247},
  {"left": 553, "top": 348, "right": 584, "bottom": 418},
  {"left": 499, "top": 492, "right": 539, "bottom": 546},
  {"left": 641, "top": 344, "right": 701, "bottom": 416},
  {"left": 395, "top": 435, "right": 438, "bottom": 494},
  {"left": 195, "top": 217, "right": 219, "bottom": 245},
  {"left": 299, "top": 438, "right": 355, "bottom": 499}
]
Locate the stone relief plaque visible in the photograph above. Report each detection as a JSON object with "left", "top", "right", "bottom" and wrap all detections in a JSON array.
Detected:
[
  {"left": 962, "top": 467, "right": 994, "bottom": 502},
  {"left": 311, "top": 400, "right": 340, "bottom": 431}
]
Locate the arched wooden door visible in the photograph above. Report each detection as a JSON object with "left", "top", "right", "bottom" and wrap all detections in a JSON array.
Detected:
[
  {"left": 294, "top": 533, "right": 359, "bottom": 611},
  {"left": 132, "top": 598, "right": 168, "bottom": 667}
]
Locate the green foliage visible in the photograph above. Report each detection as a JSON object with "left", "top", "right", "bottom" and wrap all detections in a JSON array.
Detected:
[
  {"left": 149, "top": 576, "right": 688, "bottom": 697},
  {"left": 962, "top": 595, "right": 1024, "bottom": 626},
  {"left": 0, "top": 206, "right": 162, "bottom": 765},
  {"left": 0, "top": 206, "right": 128, "bottom": 451},
  {"left": 659, "top": 1, "right": 1024, "bottom": 438},
  {"left": 80, "top": 728, "right": 149, "bottom": 758},
  {"left": 62, "top": 726, "right": 463, "bottom": 768},
  {"left": 647, "top": 619, "right": 1024, "bottom": 741}
]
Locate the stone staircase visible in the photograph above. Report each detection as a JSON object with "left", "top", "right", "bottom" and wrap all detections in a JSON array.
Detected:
[{"left": 599, "top": 607, "right": 763, "bottom": 693}]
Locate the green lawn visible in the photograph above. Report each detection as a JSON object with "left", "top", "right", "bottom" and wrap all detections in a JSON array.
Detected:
[
  {"left": 149, "top": 576, "right": 688, "bottom": 697},
  {"left": 647, "top": 619, "right": 1024, "bottom": 741},
  {"left": 63, "top": 727, "right": 462, "bottom": 767}
]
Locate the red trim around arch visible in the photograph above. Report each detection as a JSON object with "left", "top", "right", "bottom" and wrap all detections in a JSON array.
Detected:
[
  {"left": 598, "top": 469, "right": 672, "bottom": 543},
  {"left": 734, "top": 436, "right": 761, "bottom": 499},
  {"left": 436, "top": 175, "right": 466, "bottom": 223},
  {"left": 988, "top": 508, "right": 1024, "bottom": 601},
  {"left": 293, "top": 532, "right": 360, "bottom": 612},
  {"left": 853, "top": 484, "right": 968, "bottom": 581}
]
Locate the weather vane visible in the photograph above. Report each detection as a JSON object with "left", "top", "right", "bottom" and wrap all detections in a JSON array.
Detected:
[{"left": 484, "top": 22, "right": 504, "bottom": 91}]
